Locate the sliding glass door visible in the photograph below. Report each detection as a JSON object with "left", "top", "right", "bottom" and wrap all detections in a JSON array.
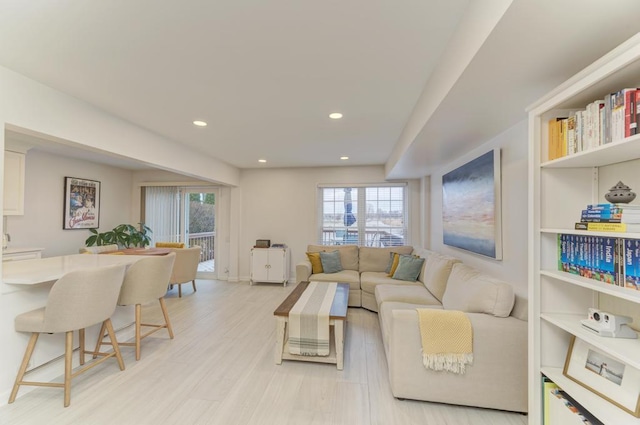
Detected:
[{"left": 143, "top": 186, "right": 217, "bottom": 279}]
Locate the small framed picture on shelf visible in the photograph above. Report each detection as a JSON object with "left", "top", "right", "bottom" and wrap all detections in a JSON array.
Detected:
[{"left": 563, "top": 336, "right": 640, "bottom": 417}]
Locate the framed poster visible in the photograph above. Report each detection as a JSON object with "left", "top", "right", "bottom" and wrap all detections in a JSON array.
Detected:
[
  {"left": 63, "top": 177, "right": 100, "bottom": 230},
  {"left": 442, "top": 149, "right": 502, "bottom": 259},
  {"left": 564, "top": 336, "right": 640, "bottom": 417}
]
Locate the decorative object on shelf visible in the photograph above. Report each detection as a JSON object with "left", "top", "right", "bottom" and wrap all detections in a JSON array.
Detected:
[
  {"left": 581, "top": 308, "right": 637, "bottom": 339},
  {"left": 442, "top": 149, "right": 502, "bottom": 260},
  {"left": 255, "top": 239, "right": 271, "bottom": 248},
  {"left": 63, "top": 177, "right": 100, "bottom": 229},
  {"left": 85, "top": 223, "right": 152, "bottom": 248},
  {"left": 271, "top": 243, "right": 287, "bottom": 248},
  {"left": 604, "top": 181, "right": 636, "bottom": 204},
  {"left": 563, "top": 336, "right": 640, "bottom": 417}
]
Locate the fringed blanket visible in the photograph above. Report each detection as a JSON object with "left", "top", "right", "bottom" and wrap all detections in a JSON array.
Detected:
[
  {"left": 417, "top": 309, "right": 473, "bottom": 374},
  {"left": 288, "top": 281, "right": 337, "bottom": 356}
]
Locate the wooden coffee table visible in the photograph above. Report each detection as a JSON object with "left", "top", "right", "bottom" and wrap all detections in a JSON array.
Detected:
[{"left": 274, "top": 281, "right": 349, "bottom": 370}]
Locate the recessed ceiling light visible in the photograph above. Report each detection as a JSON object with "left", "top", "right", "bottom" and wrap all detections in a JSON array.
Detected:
[
  {"left": 340, "top": 156, "right": 349, "bottom": 160},
  {"left": 193, "top": 120, "right": 207, "bottom": 127},
  {"left": 329, "top": 112, "right": 343, "bottom": 120},
  {"left": 258, "top": 159, "right": 267, "bottom": 163}
]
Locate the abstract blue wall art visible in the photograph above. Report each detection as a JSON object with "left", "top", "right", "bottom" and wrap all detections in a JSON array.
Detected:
[{"left": 442, "top": 149, "right": 502, "bottom": 260}]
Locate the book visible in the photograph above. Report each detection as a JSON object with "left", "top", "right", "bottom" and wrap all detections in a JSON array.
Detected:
[
  {"left": 626, "top": 89, "right": 637, "bottom": 137},
  {"left": 542, "top": 376, "right": 559, "bottom": 425},
  {"left": 586, "top": 203, "right": 640, "bottom": 210},
  {"left": 575, "top": 222, "right": 640, "bottom": 232},
  {"left": 624, "top": 238, "right": 640, "bottom": 290}
]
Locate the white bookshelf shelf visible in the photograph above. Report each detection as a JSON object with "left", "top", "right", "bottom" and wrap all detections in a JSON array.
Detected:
[
  {"left": 540, "top": 269, "right": 640, "bottom": 303},
  {"left": 541, "top": 133, "right": 640, "bottom": 168},
  {"left": 542, "top": 367, "right": 640, "bottom": 425},
  {"left": 540, "top": 312, "right": 640, "bottom": 370}
]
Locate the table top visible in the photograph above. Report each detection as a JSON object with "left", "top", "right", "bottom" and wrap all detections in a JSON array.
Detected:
[
  {"left": 274, "top": 281, "right": 349, "bottom": 319},
  {"left": 99, "top": 247, "right": 172, "bottom": 256},
  {"left": 2, "top": 254, "right": 147, "bottom": 285}
]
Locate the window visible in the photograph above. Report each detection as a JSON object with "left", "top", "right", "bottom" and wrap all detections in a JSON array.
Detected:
[{"left": 318, "top": 184, "right": 407, "bottom": 247}]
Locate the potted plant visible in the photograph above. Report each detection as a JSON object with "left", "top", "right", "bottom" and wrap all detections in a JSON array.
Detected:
[{"left": 85, "top": 223, "right": 152, "bottom": 248}]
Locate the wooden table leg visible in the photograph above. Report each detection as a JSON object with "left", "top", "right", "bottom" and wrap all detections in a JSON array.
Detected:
[
  {"left": 335, "top": 319, "right": 344, "bottom": 370},
  {"left": 275, "top": 316, "right": 286, "bottom": 365}
]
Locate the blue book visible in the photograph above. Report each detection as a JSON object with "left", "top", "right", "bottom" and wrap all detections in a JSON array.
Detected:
[
  {"left": 581, "top": 210, "right": 622, "bottom": 218},
  {"left": 601, "top": 237, "right": 616, "bottom": 284}
]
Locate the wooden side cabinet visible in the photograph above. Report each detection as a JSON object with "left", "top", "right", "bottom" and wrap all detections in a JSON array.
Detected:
[
  {"left": 3, "top": 150, "right": 26, "bottom": 216},
  {"left": 250, "top": 247, "right": 290, "bottom": 286}
]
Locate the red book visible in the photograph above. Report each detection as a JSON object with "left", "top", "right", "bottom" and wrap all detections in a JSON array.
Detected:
[{"left": 625, "top": 89, "right": 637, "bottom": 138}]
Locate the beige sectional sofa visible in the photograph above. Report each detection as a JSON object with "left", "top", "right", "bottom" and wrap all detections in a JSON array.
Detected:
[{"left": 295, "top": 244, "right": 528, "bottom": 413}]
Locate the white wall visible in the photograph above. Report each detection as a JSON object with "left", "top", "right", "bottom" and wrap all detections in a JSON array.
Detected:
[
  {"left": 237, "top": 165, "right": 420, "bottom": 281},
  {"left": 428, "top": 120, "right": 528, "bottom": 297}
]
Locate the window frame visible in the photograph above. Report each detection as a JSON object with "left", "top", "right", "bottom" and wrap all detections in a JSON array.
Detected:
[{"left": 316, "top": 183, "right": 408, "bottom": 247}]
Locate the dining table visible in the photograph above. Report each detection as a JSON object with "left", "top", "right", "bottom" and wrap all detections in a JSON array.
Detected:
[{"left": 99, "top": 247, "right": 172, "bottom": 256}]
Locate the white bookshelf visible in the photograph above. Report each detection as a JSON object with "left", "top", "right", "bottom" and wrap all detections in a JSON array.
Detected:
[{"left": 529, "top": 33, "right": 640, "bottom": 425}]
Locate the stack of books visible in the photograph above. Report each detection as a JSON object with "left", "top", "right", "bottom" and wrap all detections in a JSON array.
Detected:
[{"left": 575, "top": 203, "right": 640, "bottom": 232}]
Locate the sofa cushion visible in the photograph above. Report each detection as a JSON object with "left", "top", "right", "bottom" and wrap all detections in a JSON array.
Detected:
[
  {"left": 310, "top": 269, "right": 360, "bottom": 290},
  {"left": 359, "top": 246, "right": 414, "bottom": 273},
  {"left": 319, "top": 250, "right": 343, "bottom": 273},
  {"left": 375, "top": 285, "right": 441, "bottom": 308},
  {"left": 307, "top": 244, "right": 359, "bottom": 271},
  {"left": 413, "top": 249, "right": 460, "bottom": 303},
  {"left": 306, "top": 252, "right": 323, "bottom": 274},
  {"left": 378, "top": 301, "right": 443, "bottom": 349},
  {"left": 392, "top": 255, "right": 425, "bottom": 282},
  {"left": 442, "top": 263, "right": 515, "bottom": 317},
  {"left": 361, "top": 272, "right": 422, "bottom": 295}
]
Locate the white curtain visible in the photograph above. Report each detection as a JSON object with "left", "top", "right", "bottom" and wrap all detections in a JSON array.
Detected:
[{"left": 144, "top": 186, "right": 180, "bottom": 245}]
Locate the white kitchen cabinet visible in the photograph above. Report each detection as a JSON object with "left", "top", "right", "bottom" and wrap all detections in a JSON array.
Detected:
[
  {"left": 3, "top": 150, "right": 25, "bottom": 216},
  {"left": 250, "top": 247, "right": 290, "bottom": 286},
  {"left": 3, "top": 247, "right": 44, "bottom": 262}
]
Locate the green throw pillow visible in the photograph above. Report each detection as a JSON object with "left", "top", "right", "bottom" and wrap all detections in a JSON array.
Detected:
[
  {"left": 392, "top": 255, "right": 425, "bottom": 282},
  {"left": 319, "top": 250, "right": 343, "bottom": 274}
]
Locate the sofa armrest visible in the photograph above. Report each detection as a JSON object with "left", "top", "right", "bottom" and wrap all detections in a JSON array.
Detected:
[
  {"left": 387, "top": 308, "right": 527, "bottom": 412},
  {"left": 296, "top": 260, "right": 312, "bottom": 284}
]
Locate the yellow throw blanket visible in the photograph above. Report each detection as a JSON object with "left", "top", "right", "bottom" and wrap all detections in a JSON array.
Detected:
[{"left": 417, "top": 309, "right": 473, "bottom": 374}]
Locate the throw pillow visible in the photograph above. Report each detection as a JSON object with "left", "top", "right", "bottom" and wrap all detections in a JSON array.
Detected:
[
  {"left": 319, "top": 250, "right": 343, "bottom": 274},
  {"left": 384, "top": 252, "right": 397, "bottom": 274},
  {"left": 392, "top": 255, "right": 425, "bottom": 282},
  {"left": 306, "top": 252, "right": 324, "bottom": 274},
  {"left": 387, "top": 253, "right": 401, "bottom": 276}
]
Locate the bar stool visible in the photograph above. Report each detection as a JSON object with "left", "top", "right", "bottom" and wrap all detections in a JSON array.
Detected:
[
  {"left": 94, "top": 252, "right": 176, "bottom": 360},
  {"left": 8, "top": 264, "right": 127, "bottom": 407}
]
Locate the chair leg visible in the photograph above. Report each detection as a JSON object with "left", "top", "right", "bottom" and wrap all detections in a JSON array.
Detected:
[
  {"left": 159, "top": 298, "right": 174, "bottom": 339},
  {"left": 79, "top": 328, "right": 85, "bottom": 366},
  {"left": 63, "top": 331, "right": 73, "bottom": 407},
  {"left": 135, "top": 304, "right": 142, "bottom": 361},
  {"left": 8, "top": 333, "right": 39, "bottom": 404},
  {"left": 104, "top": 319, "right": 125, "bottom": 371},
  {"left": 92, "top": 321, "right": 107, "bottom": 359},
  {"left": 192, "top": 280, "right": 197, "bottom": 293},
  {"left": 178, "top": 284, "right": 182, "bottom": 298}
]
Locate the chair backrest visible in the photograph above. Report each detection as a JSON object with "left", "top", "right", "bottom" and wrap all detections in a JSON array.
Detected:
[
  {"left": 118, "top": 252, "right": 176, "bottom": 306},
  {"left": 43, "top": 264, "right": 126, "bottom": 333},
  {"left": 79, "top": 244, "right": 119, "bottom": 254},
  {"left": 168, "top": 246, "right": 201, "bottom": 284}
]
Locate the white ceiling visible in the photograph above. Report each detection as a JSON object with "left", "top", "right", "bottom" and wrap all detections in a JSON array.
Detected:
[{"left": 0, "top": 1, "right": 639, "bottom": 177}]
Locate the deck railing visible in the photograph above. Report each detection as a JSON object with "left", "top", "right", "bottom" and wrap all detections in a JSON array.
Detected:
[{"left": 188, "top": 232, "right": 214, "bottom": 262}]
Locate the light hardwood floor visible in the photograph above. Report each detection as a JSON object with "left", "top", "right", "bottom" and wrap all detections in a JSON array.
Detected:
[{"left": 0, "top": 280, "right": 528, "bottom": 425}]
